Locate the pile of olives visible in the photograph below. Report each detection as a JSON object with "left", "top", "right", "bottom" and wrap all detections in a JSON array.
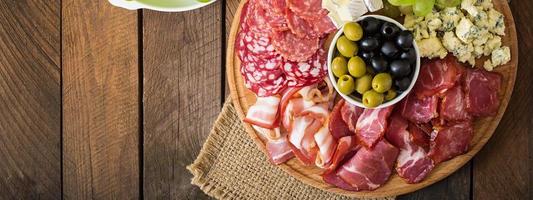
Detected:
[{"left": 331, "top": 17, "right": 417, "bottom": 108}]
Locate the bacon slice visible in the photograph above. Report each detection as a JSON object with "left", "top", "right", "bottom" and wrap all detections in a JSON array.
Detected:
[
  {"left": 414, "top": 56, "right": 463, "bottom": 98},
  {"left": 400, "top": 92, "right": 439, "bottom": 124},
  {"left": 288, "top": 103, "right": 329, "bottom": 165},
  {"left": 428, "top": 121, "right": 474, "bottom": 164},
  {"left": 329, "top": 100, "right": 352, "bottom": 140},
  {"left": 281, "top": 98, "right": 315, "bottom": 131},
  {"left": 314, "top": 124, "right": 336, "bottom": 168},
  {"left": 355, "top": 107, "right": 394, "bottom": 148},
  {"left": 341, "top": 102, "right": 364, "bottom": 133},
  {"left": 385, "top": 113, "right": 434, "bottom": 184},
  {"left": 441, "top": 85, "right": 471, "bottom": 121},
  {"left": 464, "top": 69, "right": 502, "bottom": 117},
  {"left": 244, "top": 96, "right": 280, "bottom": 129},
  {"left": 266, "top": 136, "right": 294, "bottom": 165},
  {"left": 335, "top": 140, "right": 399, "bottom": 191}
]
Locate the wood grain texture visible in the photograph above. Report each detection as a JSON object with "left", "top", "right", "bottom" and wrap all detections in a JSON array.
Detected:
[
  {"left": 62, "top": 1, "right": 140, "bottom": 199},
  {"left": 0, "top": 0, "right": 61, "bottom": 199},
  {"left": 142, "top": 2, "right": 222, "bottom": 199},
  {"left": 226, "top": 0, "right": 518, "bottom": 198},
  {"left": 472, "top": 1, "right": 532, "bottom": 199}
]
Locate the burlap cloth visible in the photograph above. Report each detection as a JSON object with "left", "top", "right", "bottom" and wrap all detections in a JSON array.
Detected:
[{"left": 187, "top": 99, "right": 395, "bottom": 200}]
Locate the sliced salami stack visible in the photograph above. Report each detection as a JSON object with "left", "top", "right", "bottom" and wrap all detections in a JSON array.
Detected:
[{"left": 236, "top": 0, "right": 337, "bottom": 97}]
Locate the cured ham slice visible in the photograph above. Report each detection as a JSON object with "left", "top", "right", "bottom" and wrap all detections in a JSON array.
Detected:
[
  {"left": 341, "top": 102, "right": 364, "bottom": 133},
  {"left": 400, "top": 93, "right": 438, "bottom": 124},
  {"left": 441, "top": 85, "right": 471, "bottom": 121},
  {"left": 428, "top": 121, "right": 474, "bottom": 164},
  {"left": 335, "top": 140, "right": 399, "bottom": 191},
  {"left": 464, "top": 69, "right": 502, "bottom": 117},
  {"left": 414, "top": 56, "right": 463, "bottom": 98},
  {"left": 386, "top": 114, "right": 434, "bottom": 184},
  {"left": 408, "top": 123, "right": 431, "bottom": 151},
  {"left": 244, "top": 96, "right": 280, "bottom": 129},
  {"left": 355, "top": 107, "right": 394, "bottom": 148},
  {"left": 266, "top": 136, "right": 294, "bottom": 165},
  {"left": 329, "top": 100, "right": 352, "bottom": 140},
  {"left": 324, "top": 136, "right": 360, "bottom": 173}
]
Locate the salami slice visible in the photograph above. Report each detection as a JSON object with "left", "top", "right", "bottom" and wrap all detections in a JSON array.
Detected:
[
  {"left": 272, "top": 31, "right": 320, "bottom": 62},
  {"left": 242, "top": 68, "right": 287, "bottom": 97},
  {"left": 282, "top": 48, "right": 327, "bottom": 86},
  {"left": 246, "top": 2, "right": 272, "bottom": 37},
  {"left": 286, "top": 9, "right": 318, "bottom": 38},
  {"left": 243, "top": 30, "right": 278, "bottom": 59},
  {"left": 287, "top": 0, "right": 328, "bottom": 20},
  {"left": 241, "top": 59, "right": 284, "bottom": 83},
  {"left": 311, "top": 14, "right": 337, "bottom": 36}
]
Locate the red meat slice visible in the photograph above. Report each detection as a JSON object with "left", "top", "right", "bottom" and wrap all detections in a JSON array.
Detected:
[
  {"left": 311, "top": 14, "right": 337, "bottom": 36},
  {"left": 246, "top": 2, "right": 272, "bottom": 37},
  {"left": 441, "top": 85, "right": 471, "bottom": 121},
  {"left": 286, "top": 9, "right": 318, "bottom": 38},
  {"left": 414, "top": 56, "right": 463, "bottom": 98},
  {"left": 355, "top": 107, "right": 394, "bottom": 148},
  {"left": 385, "top": 113, "right": 434, "bottom": 184},
  {"left": 329, "top": 100, "right": 353, "bottom": 140},
  {"left": 428, "top": 121, "right": 474, "bottom": 164},
  {"left": 464, "top": 69, "right": 502, "bottom": 117},
  {"left": 340, "top": 101, "right": 364, "bottom": 133},
  {"left": 272, "top": 30, "right": 320, "bottom": 62},
  {"left": 287, "top": 0, "right": 328, "bottom": 20},
  {"left": 335, "top": 140, "right": 399, "bottom": 191},
  {"left": 399, "top": 92, "right": 439, "bottom": 124},
  {"left": 408, "top": 122, "right": 430, "bottom": 151}
]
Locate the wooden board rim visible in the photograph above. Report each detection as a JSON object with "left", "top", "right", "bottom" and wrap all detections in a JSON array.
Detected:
[{"left": 226, "top": 0, "right": 518, "bottom": 197}]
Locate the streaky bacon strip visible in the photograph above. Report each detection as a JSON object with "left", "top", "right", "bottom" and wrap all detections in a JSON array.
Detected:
[
  {"left": 288, "top": 103, "right": 329, "bottom": 166},
  {"left": 329, "top": 100, "right": 352, "bottom": 140},
  {"left": 428, "top": 121, "right": 474, "bottom": 164},
  {"left": 314, "top": 124, "right": 336, "bottom": 168},
  {"left": 244, "top": 96, "right": 281, "bottom": 129},
  {"left": 355, "top": 107, "right": 394, "bottom": 148},
  {"left": 266, "top": 135, "right": 294, "bottom": 164},
  {"left": 335, "top": 140, "right": 399, "bottom": 191},
  {"left": 282, "top": 98, "right": 315, "bottom": 131},
  {"left": 386, "top": 113, "right": 434, "bottom": 183}
]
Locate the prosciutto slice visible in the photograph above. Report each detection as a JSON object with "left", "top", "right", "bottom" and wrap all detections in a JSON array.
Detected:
[
  {"left": 329, "top": 100, "right": 352, "bottom": 140},
  {"left": 335, "top": 140, "right": 399, "bottom": 191},
  {"left": 464, "top": 69, "right": 502, "bottom": 117},
  {"left": 341, "top": 101, "right": 364, "bottom": 133},
  {"left": 244, "top": 96, "right": 280, "bottom": 129},
  {"left": 441, "top": 85, "right": 471, "bottom": 121},
  {"left": 355, "top": 107, "right": 394, "bottom": 148},
  {"left": 428, "top": 121, "right": 474, "bottom": 164},
  {"left": 386, "top": 113, "right": 434, "bottom": 183},
  {"left": 414, "top": 56, "right": 463, "bottom": 98},
  {"left": 400, "top": 93, "right": 439, "bottom": 124}
]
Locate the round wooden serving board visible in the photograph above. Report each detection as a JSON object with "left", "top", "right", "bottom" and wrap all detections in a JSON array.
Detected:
[{"left": 226, "top": 0, "right": 518, "bottom": 197}]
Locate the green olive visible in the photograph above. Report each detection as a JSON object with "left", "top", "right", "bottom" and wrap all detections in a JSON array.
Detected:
[
  {"left": 348, "top": 56, "right": 366, "bottom": 78},
  {"left": 336, "top": 36, "right": 358, "bottom": 57},
  {"left": 385, "top": 89, "right": 397, "bottom": 101},
  {"left": 362, "top": 90, "right": 384, "bottom": 108},
  {"left": 372, "top": 73, "right": 393, "bottom": 93},
  {"left": 331, "top": 56, "right": 348, "bottom": 77},
  {"left": 337, "top": 75, "right": 355, "bottom": 95},
  {"left": 343, "top": 22, "right": 364, "bottom": 41},
  {"left": 355, "top": 74, "right": 372, "bottom": 95}
]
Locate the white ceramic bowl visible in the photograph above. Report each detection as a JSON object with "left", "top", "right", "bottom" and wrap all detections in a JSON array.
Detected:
[
  {"left": 327, "top": 15, "right": 421, "bottom": 109},
  {"left": 108, "top": 0, "right": 217, "bottom": 12}
]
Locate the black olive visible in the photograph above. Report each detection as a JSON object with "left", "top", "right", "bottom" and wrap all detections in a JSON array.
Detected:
[
  {"left": 395, "top": 77, "right": 411, "bottom": 91},
  {"left": 360, "top": 17, "right": 381, "bottom": 34},
  {"left": 371, "top": 56, "right": 388, "bottom": 73},
  {"left": 360, "top": 51, "right": 376, "bottom": 62},
  {"left": 381, "top": 41, "right": 400, "bottom": 59},
  {"left": 396, "top": 30, "right": 414, "bottom": 50},
  {"left": 389, "top": 60, "right": 411, "bottom": 77},
  {"left": 359, "top": 37, "right": 380, "bottom": 52},
  {"left": 380, "top": 22, "right": 400, "bottom": 39},
  {"left": 400, "top": 48, "right": 417, "bottom": 64}
]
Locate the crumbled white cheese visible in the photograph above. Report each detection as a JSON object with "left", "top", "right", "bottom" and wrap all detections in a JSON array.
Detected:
[{"left": 418, "top": 37, "right": 448, "bottom": 59}]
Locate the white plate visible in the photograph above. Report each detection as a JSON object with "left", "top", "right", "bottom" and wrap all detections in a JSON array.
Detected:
[{"left": 109, "top": 0, "right": 216, "bottom": 12}]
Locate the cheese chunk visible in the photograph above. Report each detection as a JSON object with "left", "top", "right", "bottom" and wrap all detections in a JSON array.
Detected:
[{"left": 418, "top": 37, "right": 448, "bottom": 59}]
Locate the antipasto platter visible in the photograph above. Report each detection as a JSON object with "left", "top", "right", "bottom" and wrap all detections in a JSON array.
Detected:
[{"left": 227, "top": 0, "right": 517, "bottom": 197}]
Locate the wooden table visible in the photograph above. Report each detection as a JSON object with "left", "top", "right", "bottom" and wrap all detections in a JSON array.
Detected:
[{"left": 0, "top": 0, "right": 529, "bottom": 199}]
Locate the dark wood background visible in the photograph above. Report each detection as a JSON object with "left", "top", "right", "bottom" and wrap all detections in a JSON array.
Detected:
[{"left": 0, "top": 0, "right": 529, "bottom": 199}]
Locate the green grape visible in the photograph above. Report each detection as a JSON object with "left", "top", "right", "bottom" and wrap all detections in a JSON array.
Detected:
[
  {"left": 388, "top": 0, "right": 415, "bottom": 6},
  {"left": 413, "top": 0, "right": 435, "bottom": 17},
  {"left": 435, "top": 0, "right": 461, "bottom": 8}
]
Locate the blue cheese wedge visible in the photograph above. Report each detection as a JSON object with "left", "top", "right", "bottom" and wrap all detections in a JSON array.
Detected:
[
  {"left": 418, "top": 37, "right": 448, "bottom": 59},
  {"left": 484, "top": 46, "right": 511, "bottom": 71},
  {"left": 456, "top": 17, "right": 475, "bottom": 43}
]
